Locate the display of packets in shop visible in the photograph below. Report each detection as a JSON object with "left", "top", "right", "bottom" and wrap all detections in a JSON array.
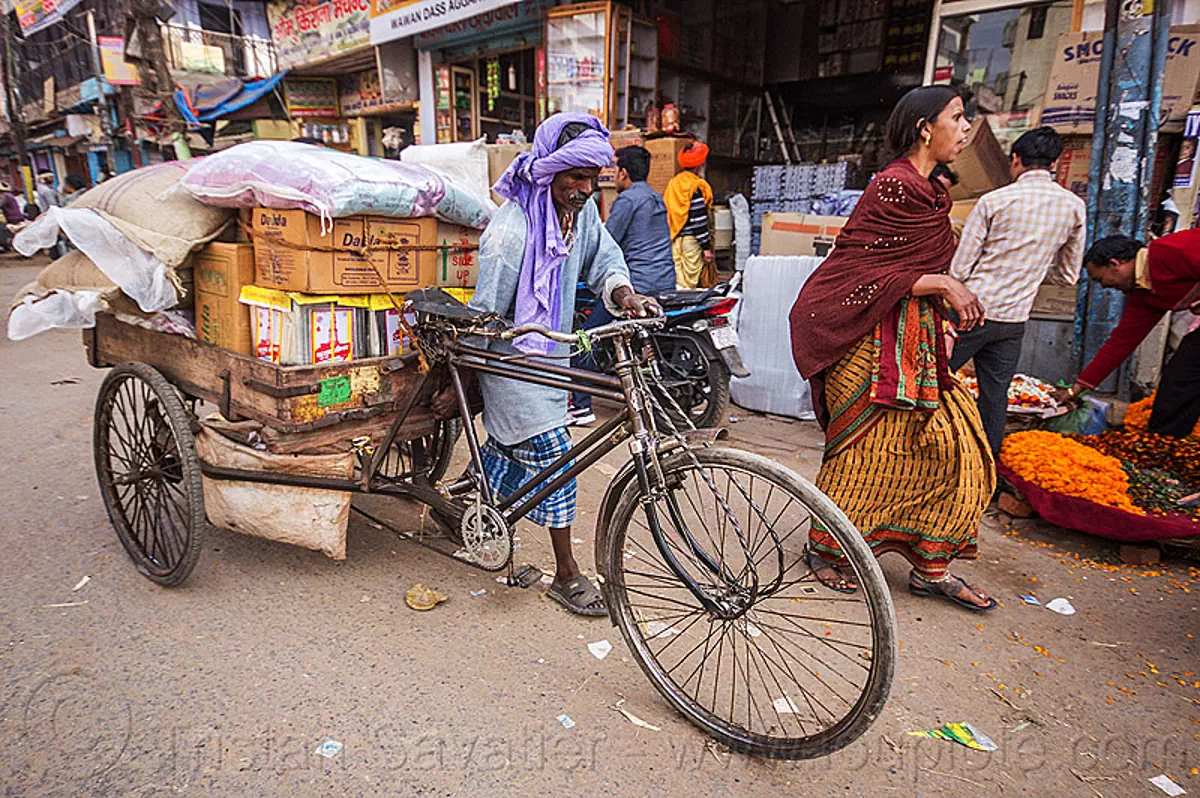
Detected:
[{"left": 238, "top": 287, "right": 474, "bottom": 366}]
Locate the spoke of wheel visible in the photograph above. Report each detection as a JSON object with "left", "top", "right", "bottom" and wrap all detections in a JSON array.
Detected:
[
  {"left": 150, "top": 481, "right": 180, "bottom": 567},
  {"left": 623, "top": 568, "right": 701, "bottom": 588},
  {"left": 744, "top": 623, "right": 846, "bottom": 721},
  {"left": 748, "top": 617, "right": 873, "bottom": 663},
  {"left": 749, "top": 618, "right": 871, "bottom": 697},
  {"left": 739, "top": 623, "right": 810, "bottom": 737},
  {"left": 650, "top": 607, "right": 714, "bottom": 660},
  {"left": 751, "top": 605, "right": 875, "bottom": 625},
  {"left": 631, "top": 515, "right": 718, "bottom": 590},
  {"left": 624, "top": 532, "right": 686, "bottom": 580}
]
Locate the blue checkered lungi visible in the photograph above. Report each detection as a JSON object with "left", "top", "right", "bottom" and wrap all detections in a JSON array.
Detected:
[{"left": 481, "top": 427, "right": 576, "bottom": 528}]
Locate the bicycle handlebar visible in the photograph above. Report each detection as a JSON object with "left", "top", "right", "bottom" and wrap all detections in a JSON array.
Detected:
[{"left": 486, "top": 315, "right": 664, "bottom": 345}]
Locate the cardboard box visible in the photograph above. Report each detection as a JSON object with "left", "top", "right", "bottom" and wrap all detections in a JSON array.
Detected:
[
  {"left": 1043, "top": 26, "right": 1200, "bottom": 134},
  {"left": 195, "top": 242, "right": 256, "bottom": 356},
  {"left": 486, "top": 143, "right": 530, "bottom": 205},
  {"left": 950, "top": 119, "right": 1011, "bottom": 200},
  {"left": 251, "top": 209, "right": 479, "bottom": 294},
  {"left": 1055, "top": 135, "right": 1091, "bottom": 199},
  {"left": 600, "top": 129, "right": 645, "bottom": 188},
  {"left": 645, "top": 136, "right": 691, "bottom": 196},
  {"left": 759, "top": 212, "right": 848, "bottom": 257},
  {"left": 1030, "top": 282, "right": 1079, "bottom": 320},
  {"left": 432, "top": 224, "right": 481, "bottom": 287}
]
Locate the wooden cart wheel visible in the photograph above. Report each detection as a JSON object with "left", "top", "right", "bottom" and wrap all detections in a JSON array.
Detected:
[{"left": 94, "top": 363, "right": 206, "bottom": 587}]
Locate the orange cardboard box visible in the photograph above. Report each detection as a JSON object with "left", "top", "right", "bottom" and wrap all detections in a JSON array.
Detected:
[
  {"left": 251, "top": 209, "right": 479, "bottom": 293},
  {"left": 194, "top": 242, "right": 255, "bottom": 355}
]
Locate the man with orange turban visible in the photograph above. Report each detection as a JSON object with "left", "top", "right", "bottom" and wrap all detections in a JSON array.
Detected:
[{"left": 664, "top": 140, "right": 715, "bottom": 288}]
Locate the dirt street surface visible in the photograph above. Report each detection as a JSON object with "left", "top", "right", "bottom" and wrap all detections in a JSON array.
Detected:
[{"left": 1, "top": 255, "right": 1198, "bottom": 797}]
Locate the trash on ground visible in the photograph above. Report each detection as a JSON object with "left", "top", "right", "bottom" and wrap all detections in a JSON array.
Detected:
[
  {"left": 51, "top": 377, "right": 80, "bottom": 385},
  {"left": 404, "top": 583, "right": 447, "bottom": 611},
  {"left": 42, "top": 600, "right": 88, "bottom": 608},
  {"left": 71, "top": 575, "right": 90, "bottom": 591},
  {"left": 773, "top": 697, "right": 800, "bottom": 714},
  {"left": 588, "top": 640, "right": 613, "bottom": 660},
  {"left": 556, "top": 714, "right": 576, "bottom": 729},
  {"left": 314, "top": 738, "right": 343, "bottom": 759},
  {"left": 1019, "top": 595, "right": 1042, "bottom": 607},
  {"left": 907, "top": 722, "right": 998, "bottom": 752},
  {"left": 610, "top": 698, "right": 661, "bottom": 731},
  {"left": 1045, "top": 598, "right": 1076, "bottom": 615},
  {"left": 643, "top": 620, "right": 679, "bottom": 639},
  {"left": 470, "top": 589, "right": 488, "bottom": 597},
  {"left": 729, "top": 416, "right": 739, "bottom": 423},
  {"left": 1150, "top": 774, "right": 1187, "bottom": 796},
  {"left": 359, "top": 595, "right": 371, "bottom": 603}
]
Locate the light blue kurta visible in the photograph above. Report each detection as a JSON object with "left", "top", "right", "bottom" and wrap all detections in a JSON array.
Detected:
[{"left": 468, "top": 199, "right": 631, "bottom": 445}]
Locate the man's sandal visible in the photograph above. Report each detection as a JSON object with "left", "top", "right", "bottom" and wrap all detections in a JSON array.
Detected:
[
  {"left": 547, "top": 575, "right": 607, "bottom": 617},
  {"left": 805, "top": 545, "right": 858, "bottom": 594},
  {"left": 909, "top": 572, "right": 998, "bottom": 612}
]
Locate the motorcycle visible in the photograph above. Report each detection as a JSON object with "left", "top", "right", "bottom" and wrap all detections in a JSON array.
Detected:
[{"left": 575, "top": 279, "right": 750, "bottom": 429}]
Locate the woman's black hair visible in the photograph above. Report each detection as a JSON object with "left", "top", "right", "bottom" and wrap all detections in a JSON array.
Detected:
[
  {"left": 64, "top": 173, "right": 88, "bottom": 191},
  {"left": 930, "top": 164, "right": 959, "bottom": 186},
  {"left": 1084, "top": 235, "right": 1144, "bottom": 268},
  {"left": 884, "top": 86, "right": 962, "bottom": 160},
  {"left": 556, "top": 121, "right": 591, "bottom": 149}
]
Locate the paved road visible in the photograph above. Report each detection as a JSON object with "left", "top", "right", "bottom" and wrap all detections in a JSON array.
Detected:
[{"left": 1, "top": 256, "right": 1197, "bottom": 796}]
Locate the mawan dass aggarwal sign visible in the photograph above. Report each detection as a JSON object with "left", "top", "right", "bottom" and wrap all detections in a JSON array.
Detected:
[{"left": 370, "top": 0, "right": 521, "bottom": 45}]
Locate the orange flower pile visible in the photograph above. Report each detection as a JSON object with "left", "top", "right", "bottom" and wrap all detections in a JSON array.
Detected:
[
  {"left": 1000, "top": 430, "right": 1144, "bottom": 515},
  {"left": 1124, "top": 391, "right": 1200, "bottom": 437}
]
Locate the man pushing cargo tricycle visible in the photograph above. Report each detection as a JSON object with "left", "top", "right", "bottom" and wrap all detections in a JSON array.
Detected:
[{"left": 61, "top": 117, "right": 896, "bottom": 761}]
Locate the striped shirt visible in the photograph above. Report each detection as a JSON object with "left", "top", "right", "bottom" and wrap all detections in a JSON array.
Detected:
[
  {"left": 678, "top": 189, "right": 710, "bottom": 248},
  {"left": 949, "top": 170, "right": 1086, "bottom": 323}
]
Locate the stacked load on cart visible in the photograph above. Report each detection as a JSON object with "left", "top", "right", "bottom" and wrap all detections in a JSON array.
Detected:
[{"left": 7, "top": 141, "right": 493, "bottom": 369}]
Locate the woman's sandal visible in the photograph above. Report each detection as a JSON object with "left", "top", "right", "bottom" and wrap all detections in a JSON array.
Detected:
[
  {"left": 805, "top": 546, "right": 858, "bottom": 594},
  {"left": 909, "top": 572, "right": 998, "bottom": 612}
]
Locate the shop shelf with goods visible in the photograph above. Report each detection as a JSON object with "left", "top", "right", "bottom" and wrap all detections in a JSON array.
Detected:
[
  {"left": 433, "top": 66, "right": 478, "bottom": 144},
  {"left": 545, "top": 1, "right": 657, "bottom": 130}
]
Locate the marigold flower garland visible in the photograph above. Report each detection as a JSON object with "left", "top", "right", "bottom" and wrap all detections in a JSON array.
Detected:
[{"left": 1000, "top": 430, "right": 1143, "bottom": 515}]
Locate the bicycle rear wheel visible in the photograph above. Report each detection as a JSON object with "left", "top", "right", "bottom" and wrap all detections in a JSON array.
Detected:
[{"left": 603, "top": 447, "right": 895, "bottom": 759}]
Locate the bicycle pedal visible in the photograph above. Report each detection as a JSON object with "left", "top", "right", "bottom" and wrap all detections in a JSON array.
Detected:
[{"left": 505, "top": 564, "right": 544, "bottom": 589}]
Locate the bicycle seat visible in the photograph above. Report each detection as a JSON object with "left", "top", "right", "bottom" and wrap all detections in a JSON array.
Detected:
[
  {"left": 406, "top": 288, "right": 489, "bottom": 321},
  {"left": 657, "top": 287, "right": 718, "bottom": 309}
]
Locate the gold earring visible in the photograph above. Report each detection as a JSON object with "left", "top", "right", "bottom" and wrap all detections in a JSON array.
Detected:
[{"left": 922, "top": 131, "right": 932, "bottom": 146}]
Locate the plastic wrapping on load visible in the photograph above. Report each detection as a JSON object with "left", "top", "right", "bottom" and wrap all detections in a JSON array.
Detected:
[
  {"left": 14, "top": 207, "right": 179, "bottom": 312},
  {"left": 399, "top": 138, "right": 496, "bottom": 220},
  {"left": 7, "top": 290, "right": 106, "bottom": 341},
  {"left": 179, "top": 140, "right": 492, "bottom": 230},
  {"left": 728, "top": 194, "right": 751, "bottom": 272},
  {"left": 730, "top": 255, "right": 822, "bottom": 420},
  {"left": 196, "top": 424, "right": 354, "bottom": 560}
]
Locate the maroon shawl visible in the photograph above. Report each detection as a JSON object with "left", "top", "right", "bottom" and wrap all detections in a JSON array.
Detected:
[{"left": 789, "top": 158, "right": 956, "bottom": 376}]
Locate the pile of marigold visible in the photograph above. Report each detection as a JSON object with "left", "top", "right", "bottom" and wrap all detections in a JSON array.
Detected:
[
  {"left": 1123, "top": 391, "right": 1200, "bottom": 437},
  {"left": 1000, "top": 430, "right": 1143, "bottom": 515}
]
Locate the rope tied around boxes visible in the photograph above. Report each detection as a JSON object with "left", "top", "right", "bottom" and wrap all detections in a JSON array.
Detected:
[{"left": 237, "top": 217, "right": 482, "bottom": 375}]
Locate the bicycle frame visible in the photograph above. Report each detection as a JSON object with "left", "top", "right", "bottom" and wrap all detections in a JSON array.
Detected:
[{"left": 197, "top": 322, "right": 735, "bottom": 612}]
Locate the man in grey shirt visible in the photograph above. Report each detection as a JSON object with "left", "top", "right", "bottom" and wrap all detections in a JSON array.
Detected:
[
  {"left": 570, "top": 145, "right": 676, "bottom": 424},
  {"left": 432, "top": 116, "right": 657, "bottom": 617}
]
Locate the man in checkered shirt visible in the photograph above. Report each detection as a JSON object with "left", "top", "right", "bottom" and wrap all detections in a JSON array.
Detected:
[{"left": 949, "top": 126, "right": 1086, "bottom": 457}]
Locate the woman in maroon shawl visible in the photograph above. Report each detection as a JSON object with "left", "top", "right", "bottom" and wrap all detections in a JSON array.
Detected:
[{"left": 789, "top": 87, "right": 997, "bottom": 611}]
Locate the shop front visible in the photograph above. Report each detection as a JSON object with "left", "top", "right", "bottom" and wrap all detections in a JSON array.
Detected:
[{"left": 411, "top": 0, "right": 555, "bottom": 144}]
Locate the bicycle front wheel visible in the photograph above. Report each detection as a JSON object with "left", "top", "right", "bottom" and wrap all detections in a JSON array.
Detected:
[{"left": 603, "top": 447, "right": 895, "bottom": 759}]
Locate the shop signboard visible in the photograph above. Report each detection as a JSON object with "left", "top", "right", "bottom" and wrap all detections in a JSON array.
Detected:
[
  {"left": 369, "top": 0, "right": 522, "bottom": 46},
  {"left": 267, "top": 0, "right": 372, "bottom": 70},
  {"left": 14, "top": 0, "right": 83, "bottom": 36},
  {"left": 413, "top": 0, "right": 554, "bottom": 50},
  {"left": 99, "top": 37, "right": 140, "bottom": 86},
  {"left": 1043, "top": 26, "right": 1200, "bottom": 134},
  {"left": 337, "top": 68, "right": 414, "bottom": 115},
  {"left": 285, "top": 77, "right": 341, "bottom": 118},
  {"left": 1175, "top": 109, "right": 1200, "bottom": 189}
]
